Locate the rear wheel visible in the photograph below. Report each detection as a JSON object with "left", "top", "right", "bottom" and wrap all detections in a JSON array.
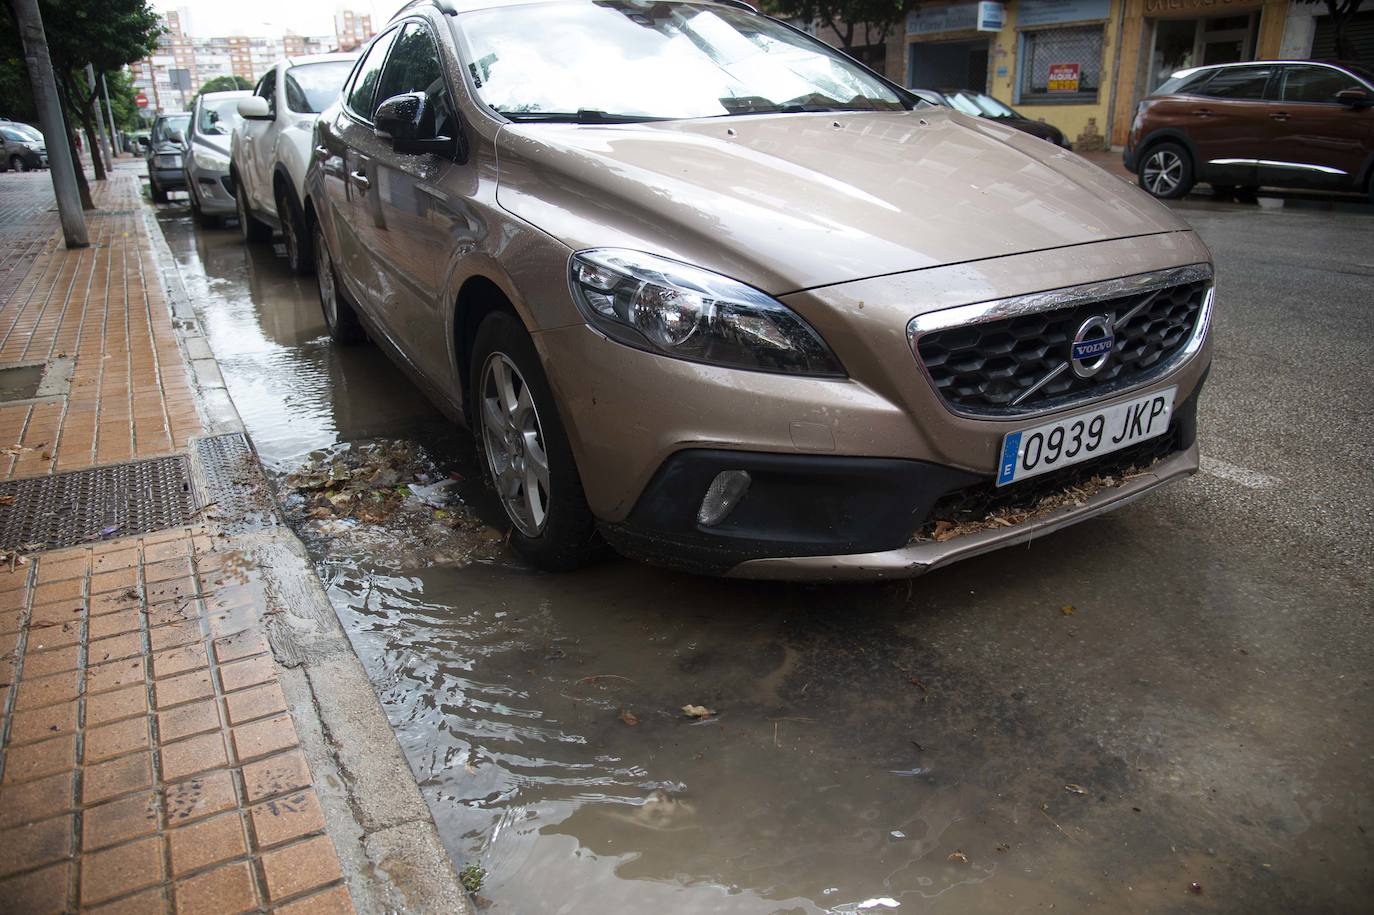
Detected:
[
  {"left": 471, "top": 311, "right": 602, "bottom": 571},
  {"left": 277, "top": 185, "right": 313, "bottom": 275},
  {"left": 1138, "top": 142, "right": 1194, "bottom": 199},
  {"left": 312, "top": 219, "right": 365, "bottom": 344},
  {"left": 236, "top": 178, "right": 272, "bottom": 243}
]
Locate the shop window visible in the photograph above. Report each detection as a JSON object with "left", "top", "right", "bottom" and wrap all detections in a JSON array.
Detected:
[{"left": 1020, "top": 26, "right": 1102, "bottom": 103}]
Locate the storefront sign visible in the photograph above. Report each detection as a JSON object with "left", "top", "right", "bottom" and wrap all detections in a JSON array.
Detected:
[
  {"left": 1018, "top": 0, "right": 1111, "bottom": 27},
  {"left": 1143, "top": 0, "right": 1261, "bottom": 12},
  {"left": 1048, "top": 62, "right": 1081, "bottom": 92},
  {"left": 977, "top": 2, "right": 1006, "bottom": 31},
  {"left": 908, "top": 3, "right": 977, "bottom": 35}
]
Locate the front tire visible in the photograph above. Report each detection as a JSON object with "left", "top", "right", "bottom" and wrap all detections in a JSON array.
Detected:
[
  {"left": 10, "top": 156, "right": 28, "bottom": 173},
  {"left": 470, "top": 311, "right": 602, "bottom": 571},
  {"left": 236, "top": 178, "right": 273, "bottom": 243},
  {"left": 189, "top": 184, "right": 220, "bottom": 227},
  {"left": 312, "top": 219, "right": 365, "bottom": 344},
  {"left": 150, "top": 177, "right": 168, "bottom": 203},
  {"left": 1138, "top": 142, "right": 1194, "bottom": 199}
]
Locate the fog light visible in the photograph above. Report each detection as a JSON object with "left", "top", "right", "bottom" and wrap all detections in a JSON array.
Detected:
[{"left": 696, "top": 470, "right": 751, "bottom": 527}]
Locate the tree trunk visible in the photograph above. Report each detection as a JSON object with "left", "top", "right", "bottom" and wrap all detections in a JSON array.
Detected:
[
  {"left": 82, "top": 117, "right": 106, "bottom": 181},
  {"left": 55, "top": 81, "right": 95, "bottom": 209}
]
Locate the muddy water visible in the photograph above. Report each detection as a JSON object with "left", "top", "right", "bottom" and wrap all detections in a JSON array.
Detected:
[{"left": 157, "top": 208, "right": 1374, "bottom": 914}]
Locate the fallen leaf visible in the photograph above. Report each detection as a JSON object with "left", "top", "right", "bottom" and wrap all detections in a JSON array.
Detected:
[
  {"left": 619, "top": 710, "right": 639, "bottom": 726},
  {"left": 1064, "top": 783, "right": 1087, "bottom": 795},
  {"left": 0, "top": 495, "right": 16, "bottom": 505},
  {"left": 947, "top": 850, "right": 969, "bottom": 864},
  {"left": 681, "top": 704, "right": 715, "bottom": 719},
  {"left": 1060, "top": 604, "right": 1076, "bottom": 615}
]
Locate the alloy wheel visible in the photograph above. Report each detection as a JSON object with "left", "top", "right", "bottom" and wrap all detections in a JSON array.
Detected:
[
  {"left": 1142, "top": 149, "right": 1183, "bottom": 197},
  {"left": 479, "top": 353, "right": 551, "bottom": 537}
]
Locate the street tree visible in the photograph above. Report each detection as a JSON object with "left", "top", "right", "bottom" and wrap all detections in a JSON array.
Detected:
[
  {"left": 1296, "top": 0, "right": 1367, "bottom": 62},
  {"left": 196, "top": 74, "right": 251, "bottom": 97},
  {"left": 763, "top": 0, "right": 911, "bottom": 57}
]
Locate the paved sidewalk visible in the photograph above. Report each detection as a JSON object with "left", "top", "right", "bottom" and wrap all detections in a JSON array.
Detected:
[{"left": 0, "top": 167, "right": 459, "bottom": 913}]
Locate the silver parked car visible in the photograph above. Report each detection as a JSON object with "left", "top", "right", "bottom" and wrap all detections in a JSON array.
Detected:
[{"left": 184, "top": 91, "right": 250, "bottom": 225}]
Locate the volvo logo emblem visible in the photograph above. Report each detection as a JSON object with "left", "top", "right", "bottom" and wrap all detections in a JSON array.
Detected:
[{"left": 1070, "top": 314, "right": 1115, "bottom": 378}]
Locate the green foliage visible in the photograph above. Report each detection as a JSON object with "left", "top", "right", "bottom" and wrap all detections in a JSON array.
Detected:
[
  {"left": 762, "top": 0, "right": 911, "bottom": 52},
  {"left": 196, "top": 74, "right": 251, "bottom": 97},
  {"left": 458, "top": 864, "right": 485, "bottom": 894}
]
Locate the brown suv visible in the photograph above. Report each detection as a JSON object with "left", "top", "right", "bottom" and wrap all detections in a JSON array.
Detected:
[
  {"left": 306, "top": 0, "right": 1215, "bottom": 579},
  {"left": 1125, "top": 60, "right": 1374, "bottom": 200}
]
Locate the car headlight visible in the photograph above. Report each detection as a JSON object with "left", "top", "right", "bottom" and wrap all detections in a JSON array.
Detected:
[
  {"left": 568, "top": 249, "right": 844, "bottom": 376},
  {"left": 196, "top": 150, "right": 230, "bottom": 172}
]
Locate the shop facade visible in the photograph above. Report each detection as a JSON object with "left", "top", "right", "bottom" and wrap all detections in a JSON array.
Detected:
[{"left": 901, "top": 0, "right": 1309, "bottom": 149}]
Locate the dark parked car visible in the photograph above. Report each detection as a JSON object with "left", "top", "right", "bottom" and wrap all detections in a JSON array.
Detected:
[
  {"left": 0, "top": 122, "right": 48, "bottom": 171},
  {"left": 913, "top": 88, "right": 1070, "bottom": 148},
  {"left": 1124, "top": 60, "right": 1374, "bottom": 200},
  {"left": 146, "top": 112, "right": 191, "bottom": 202}
]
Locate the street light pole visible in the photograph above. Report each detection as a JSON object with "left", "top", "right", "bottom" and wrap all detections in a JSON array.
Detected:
[
  {"left": 85, "top": 63, "right": 114, "bottom": 174},
  {"left": 10, "top": 0, "right": 89, "bottom": 248},
  {"left": 102, "top": 73, "right": 120, "bottom": 156}
]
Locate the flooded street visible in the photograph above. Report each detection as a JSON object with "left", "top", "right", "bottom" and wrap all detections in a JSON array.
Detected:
[{"left": 156, "top": 204, "right": 1374, "bottom": 914}]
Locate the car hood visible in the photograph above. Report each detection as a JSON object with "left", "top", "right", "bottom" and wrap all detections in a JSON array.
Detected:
[
  {"left": 192, "top": 134, "right": 231, "bottom": 158},
  {"left": 495, "top": 109, "right": 1188, "bottom": 294}
]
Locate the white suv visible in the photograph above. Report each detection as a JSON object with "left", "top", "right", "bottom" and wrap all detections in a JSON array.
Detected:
[{"left": 232, "top": 52, "right": 357, "bottom": 273}]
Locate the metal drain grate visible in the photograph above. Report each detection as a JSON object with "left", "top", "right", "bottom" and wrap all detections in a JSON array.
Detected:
[
  {"left": 192, "top": 433, "right": 280, "bottom": 534},
  {"left": 0, "top": 456, "right": 195, "bottom": 552}
]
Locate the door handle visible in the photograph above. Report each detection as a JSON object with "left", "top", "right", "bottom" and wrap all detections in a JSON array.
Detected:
[
  {"left": 349, "top": 170, "right": 370, "bottom": 190},
  {"left": 1191, "top": 108, "right": 1213, "bottom": 117},
  {"left": 1269, "top": 111, "right": 1289, "bottom": 121},
  {"left": 315, "top": 145, "right": 330, "bottom": 161}
]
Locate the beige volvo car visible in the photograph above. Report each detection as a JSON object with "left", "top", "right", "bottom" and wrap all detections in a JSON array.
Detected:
[{"left": 304, "top": 0, "right": 1214, "bottom": 579}]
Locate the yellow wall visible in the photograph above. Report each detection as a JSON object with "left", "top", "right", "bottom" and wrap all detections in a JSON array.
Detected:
[{"left": 906, "top": 1, "right": 1126, "bottom": 150}]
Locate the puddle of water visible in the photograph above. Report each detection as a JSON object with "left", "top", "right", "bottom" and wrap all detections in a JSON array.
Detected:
[{"left": 157, "top": 205, "right": 1374, "bottom": 915}]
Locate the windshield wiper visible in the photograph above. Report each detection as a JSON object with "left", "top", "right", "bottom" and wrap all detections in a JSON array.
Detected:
[{"left": 498, "top": 109, "right": 673, "bottom": 124}]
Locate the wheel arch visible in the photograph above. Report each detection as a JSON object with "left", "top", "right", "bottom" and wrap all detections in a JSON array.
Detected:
[
  {"left": 1134, "top": 129, "right": 1200, "bottom": 175},
  {"left": 452, "top": 275, "right": 525, "bottom": 424}
]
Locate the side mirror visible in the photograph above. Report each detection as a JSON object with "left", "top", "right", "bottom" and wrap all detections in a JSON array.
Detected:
[
  {"left": 1336, "top": 88, "right": 1371, "bottom": 108},
  {"left": 237, "top": 96, "right": 272, "bottom": 120},
  {"left": 167, "top": 127, "right": 185, "bottom": 145},
  {"left": 374, "top": 91, "right": 462, "bottom": 158}
]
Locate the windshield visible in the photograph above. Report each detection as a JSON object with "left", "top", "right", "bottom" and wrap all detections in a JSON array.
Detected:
[
  {"left": 197, "top": 98, "right": 243, "bottom": 136},
  {"left": 152, "top": 115, "right": 190, "bottom": 144},
  {"left": 948, "top": 91, "right": 1017, "bottom": 118},
  {"left": 285, "top": 61, "right": 355, "bottom": 113},
  {"left": 2, "top": 125, "right": 43, "bottom": 142},
  {"left": 453, "top": 1, "right": 907, "bottom": 121}
]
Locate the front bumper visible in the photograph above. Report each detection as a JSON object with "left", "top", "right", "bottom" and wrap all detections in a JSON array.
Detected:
[
  {"left": 188, "top": 164, "right": 236, "bottom": 214},
  {"left": 150, "top": 166, "right": 186, "bottom": 189}
]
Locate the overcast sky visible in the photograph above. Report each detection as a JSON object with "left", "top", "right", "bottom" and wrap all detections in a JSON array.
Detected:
[{"left": 154, "top": 1, "right": 398, "bottom": 39}]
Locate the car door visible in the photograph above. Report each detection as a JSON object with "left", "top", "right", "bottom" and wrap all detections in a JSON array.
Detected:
[
  {"left": 1188, "top": 65, "right": 1275, "bottom": 187},
  {"left": 241, "top": 69, "right": 276, "bottom": 212},
  {"left": 323, "top": 28, "right": 399, "bottom": 316},
  {"left": 362, "top": 18, "right": 469, "bottom": 383},
  {"left": 1261, "top": 64, "right": 1373, "bottom": 190}
]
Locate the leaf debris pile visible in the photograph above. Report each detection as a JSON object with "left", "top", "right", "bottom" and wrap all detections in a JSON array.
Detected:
[
  {"left": 278, "top": 439, "right": 505, "bottom": 568},
  {"left": 913, "top": 460, "right": 1161, "bottom": 544}
]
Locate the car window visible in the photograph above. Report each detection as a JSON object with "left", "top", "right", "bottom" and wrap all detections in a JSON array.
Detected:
[
  {"left": 285, "top": 61, "right": 356, "bottom": 114},
  {"left": 1153, "top": 70, "right": 1213, "bottom": 96},
  {"left": 1280, "top": 65, "right": 1362, "bottom": 103},
  {"left": 256, "top": 69, "right": 277, "bottom": 115},
  {"left": 372, "top": 21, "right": 456, "bottom": 136},
  {"left": 453, "top": 1, "right": 906, "bottom": 120},
  {"left": 197, "top": 98, "right": 243, "bottom": 136},
  {"left": 1198, "top": 67, "right": 1272, "bottom": 100},
  {"left": 151, "top": 115, "right": 190, "bottom": 144},
  {"left": 0, "top": 127, "right": 24, "bottom": 141},
  {"left": 346, "top": 30, "right": 400, "bottom": 120}
]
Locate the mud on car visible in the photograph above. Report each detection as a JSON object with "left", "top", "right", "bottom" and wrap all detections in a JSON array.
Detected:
[{"left": 305, "top": 0, "right": 1215, "bottom": 580}]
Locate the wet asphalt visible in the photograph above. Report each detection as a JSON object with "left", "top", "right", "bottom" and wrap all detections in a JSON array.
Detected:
[{"left": 154, "top": 187, "right": 1374, "bottom": 914}]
